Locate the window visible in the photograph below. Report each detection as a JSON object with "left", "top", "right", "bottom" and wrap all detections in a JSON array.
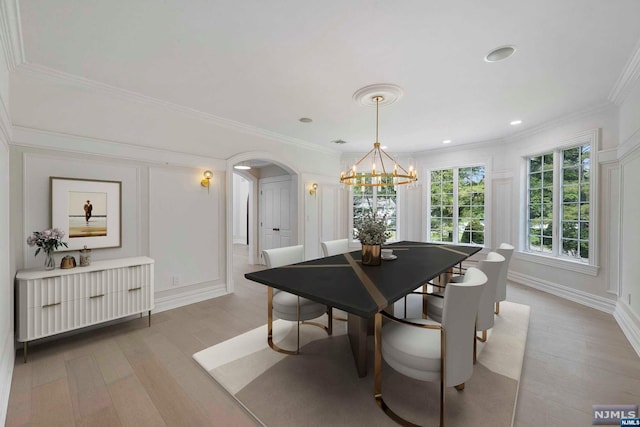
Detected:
[
  {"left": 352, "top": 176, "right": 397, "bottom": 241},
  {"left": 428, "top": 166, "right": 485, "bottom": 245},
  {"left": 527, "top": 153, "right": 554, "bottom": 253},
  {"left": 526, "top": 142, "right": 592, "bottom": 263}
]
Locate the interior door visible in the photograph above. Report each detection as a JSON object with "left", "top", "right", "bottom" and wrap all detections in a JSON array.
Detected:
[{"left": 259, "top": 176, "right": 293, "bottom": 264}]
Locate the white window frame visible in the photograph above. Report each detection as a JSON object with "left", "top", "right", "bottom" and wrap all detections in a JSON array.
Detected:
[
  {"left": 348, "top": 184, "right": 402, "bottom": 245},
  {"left": 423, "top": 162, "right": 490, "bottom": 248},
  {"left": 519, "top": 129, "right": 599, "bottom": 276}
]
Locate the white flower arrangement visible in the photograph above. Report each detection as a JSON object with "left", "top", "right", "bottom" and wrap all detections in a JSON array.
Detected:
[
  {"left": 354, "top": 210, "right": 391, "bottom": 246},
  {"left": 26, "top": 228, "right": 68, "bottom": 256}
]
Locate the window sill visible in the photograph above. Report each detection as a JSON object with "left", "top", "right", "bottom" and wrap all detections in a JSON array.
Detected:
[{"left": 514, "top": 251, "right": 599, "bottom": 276}]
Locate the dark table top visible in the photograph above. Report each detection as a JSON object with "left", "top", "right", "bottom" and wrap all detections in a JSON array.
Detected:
[{"left": 244, "top": 241, "right": 481, "bottom": 318}]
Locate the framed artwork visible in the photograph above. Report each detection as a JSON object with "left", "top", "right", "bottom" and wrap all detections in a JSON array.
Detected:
[{"left": 50, "top": 177, "right": 122, "bottom": 251}]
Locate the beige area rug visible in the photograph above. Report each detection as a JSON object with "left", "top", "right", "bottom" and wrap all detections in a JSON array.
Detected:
[{"left": 193, "top": 301, "right": 530, "bottom": 427}]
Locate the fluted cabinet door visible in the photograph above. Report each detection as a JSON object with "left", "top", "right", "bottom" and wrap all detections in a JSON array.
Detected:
[{"left": 16, "top": 257, "right": 154, "bottom": 343}]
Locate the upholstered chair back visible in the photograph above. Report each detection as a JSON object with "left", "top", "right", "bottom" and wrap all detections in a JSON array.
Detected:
[
  {"left": 441, "top": 267, "right": 487, "bottom": 387},
  {"left": 321, "top": 239, "right": 349, "bottom": 257},
  {"left": 263, "top": 245, "right": 304, "bottom": 268},
  {"left": 495, "top": 243, "right": 514, "bottom": 303},
  {"left": 476, "top": 252, "right": 505, "bottom": 332}
]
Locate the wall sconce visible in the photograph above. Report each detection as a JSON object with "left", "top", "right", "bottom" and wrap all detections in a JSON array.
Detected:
[
  {"left": 201, "top": 170, "right": 213, "bottom": 193},
  {"left": 309, "top": 183, "right": 318, "bottom": 196}
]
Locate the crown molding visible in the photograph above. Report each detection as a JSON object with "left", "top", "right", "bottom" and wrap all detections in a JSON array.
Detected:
[
  {"left": 11, "top": 125, "right": 227, "bottom": 170},
  {"left": 504, "top": 101, "right": 614, "bottom": 143},
  {"left": 609, "top": 38, "right": 640, "bottom": 106},
  {"left": 0, "top": 0, "right": 24, "bottom": 70},
  {"left": 352, "top": 100, "right": 614, "bottom": 158},
  {"left": 618, "top": 126, "right": 640, "bottom": 161},
  {"left": 413, "top": 137, "right": 505, "bottom": 157},
  {"left": 16, "top": 62, "right": 339, "bottom": 156},
  {"left": 0, "top": 93, "right": 10, "bottom": 144}
]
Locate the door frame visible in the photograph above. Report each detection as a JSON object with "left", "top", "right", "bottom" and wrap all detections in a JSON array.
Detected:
[
  {"left": 258, "top": 174, "right": 294, "bottom": 265},
  {"left": 226, "top": 152, "right": 301, "bottom": 294}
]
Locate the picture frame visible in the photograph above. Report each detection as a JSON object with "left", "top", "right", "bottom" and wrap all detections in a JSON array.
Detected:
[{"left": 50, "top": 177, "right": 122, "bottom": 251}]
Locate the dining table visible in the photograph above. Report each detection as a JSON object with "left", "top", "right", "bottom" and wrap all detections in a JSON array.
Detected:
[{"left": 244, "top": 240, "right": 482, "bottom": 377}]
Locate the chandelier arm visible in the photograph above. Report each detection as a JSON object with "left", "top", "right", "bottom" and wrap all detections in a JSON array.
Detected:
[
  {"left": 379, "top": 149, "right": 399, "bottom": 174},
  {"left": 379, "top": 149, "right": 409, "bottom": 174},
  {"left": 353, "top": 146, "right": 377, "bottom": 167},
  {"left": 379, "top": 154, "right": 389, "bottom": 176},
  {"left": 372, "top": 148, "right": 380, "bottom": 172}
]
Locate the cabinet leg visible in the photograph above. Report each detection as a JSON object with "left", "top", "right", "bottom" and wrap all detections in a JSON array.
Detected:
[
  {"left": 23, "top": 342, "right": 28, "bottom": 364},
  {"left": 148, "top": 310, "right": 151, "bottom": 327}
]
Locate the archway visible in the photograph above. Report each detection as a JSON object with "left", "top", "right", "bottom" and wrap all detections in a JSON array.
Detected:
[{"left": 225, "top": 152, "right": 301, "bottom": 293}]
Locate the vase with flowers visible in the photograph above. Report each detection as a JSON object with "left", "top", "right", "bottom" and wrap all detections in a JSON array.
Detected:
[
  {"left": 354, "top": 210, "right": 391, "bottom": 266},
  {"left": 26, "top": 228, "right": 68, "bottom": 270}
]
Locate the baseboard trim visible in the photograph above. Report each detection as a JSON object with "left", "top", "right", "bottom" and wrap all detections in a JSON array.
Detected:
[
  {"left": 0, "top": 331, "right": 15, "bottom": 426},
  {"left": 508, "top": 271, "right": 616, "bottom": 314},
  {"left": 613, "top": 301, "right": 640, "bottom": 358},
  {"left": 154, "top": 284, "right": 228, "bottom": 313}
]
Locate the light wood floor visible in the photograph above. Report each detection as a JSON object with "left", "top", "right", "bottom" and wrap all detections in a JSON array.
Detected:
[{"left": 6, "top": 245, "right": 640, "bottom": 426}]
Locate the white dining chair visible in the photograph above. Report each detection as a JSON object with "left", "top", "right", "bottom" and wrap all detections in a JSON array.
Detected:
[
  {"left": 494, "top": 243, "right": 514, "bottom": 314},
  {"left": 321, "top": 238, "right": 349, "bottom": 257},
  {"left": 320, "top": 238, "right": 350, "bottom": 321},
  {"left": 374, "top": 267, "right": 487, "bottom": 426},
  {"left": 426, "top": 251, "right": 504, "bottom": 363},
  {"left": 263, "top": 245, "right": 332, "bottom": 355}
]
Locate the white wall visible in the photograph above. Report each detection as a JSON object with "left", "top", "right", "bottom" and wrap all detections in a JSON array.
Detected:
[
  {"left": 9, "top": 140, "right": 229, "bottom": 313},
  {"left": 149, "top": 167, "right": 226, "bottom": 307},
  {"left": 0, "top": 123, "right": 11, "bottom": 426},
  {"left": 0, "top": 22, "right": 13, "bottom": 426},
  {"left": 10, "top": 69, "right": 340, "bottom": 174},
  {"left": 504, "top": 109, "right": 621, "bottom": 312},
  {"left": 619, "top": 80, "right": 640, "bottom": 147},
  {"left": 620, "top": 151, "right": 640, "bottom": 315},
  {"left": 406, "top": 107, "right": 621, "bottom": 313},
  {"left": 232, "top": 174, "right": 249, "bottom": 244},
  {"left": 15, "top": 152, "right": 144, "bottom": 268},
  {"left": 302, "top": 173, "right": 348, "bottom": 260},
  {"left": 615, "top": 75, "right": 640, "bottom": 354}
]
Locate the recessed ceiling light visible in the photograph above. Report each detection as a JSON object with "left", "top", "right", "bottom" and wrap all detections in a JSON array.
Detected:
[
  {"left": 299, "top": 117, "right": 313, "bottom": 123},
  {"left": 331, "top": 139, "right": 348, "bottom": 145},
  {"left": 442, "top": 140, "right": 452, "bottom": 144},
  {"left": 234, "top": 164, "right": 251, "bottom": 170},
  {"left": 484, "top": 45, "right": 516, "bottom": 63},
  {"left": 510, "top": 120, "right": 523, "bottom": 126}
]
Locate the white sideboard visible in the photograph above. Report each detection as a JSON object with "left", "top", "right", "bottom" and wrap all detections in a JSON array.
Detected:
[{"left": 16, "top": 256, "right": 154, "bottom": 362}]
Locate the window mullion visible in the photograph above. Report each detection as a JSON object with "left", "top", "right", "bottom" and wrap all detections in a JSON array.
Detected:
[
  {"left": 372, "top": 186, "right": 377, "bottom": 212},
  {"left": 552, "top": 149, "right": 561, "bottom": 257},
  {"left": 453, "top": 168, "right": 459, "bottom": 244},
  {"left": 424, "top": 171, "right": 431, "bottom": 242}
]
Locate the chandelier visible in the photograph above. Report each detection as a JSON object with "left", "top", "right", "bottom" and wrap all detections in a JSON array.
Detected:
[{"left": 340, "top": 95, "right": 418, "bottom": 187}]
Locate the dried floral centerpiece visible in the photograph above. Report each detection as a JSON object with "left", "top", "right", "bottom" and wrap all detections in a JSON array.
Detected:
[{"left": 354, "top": 210, "right": 390, "bottom": 266}]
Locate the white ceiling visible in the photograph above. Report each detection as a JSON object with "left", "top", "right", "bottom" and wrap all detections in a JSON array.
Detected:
[{"left": 17, "top": 0, "right": 640, "bottom": 153}]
